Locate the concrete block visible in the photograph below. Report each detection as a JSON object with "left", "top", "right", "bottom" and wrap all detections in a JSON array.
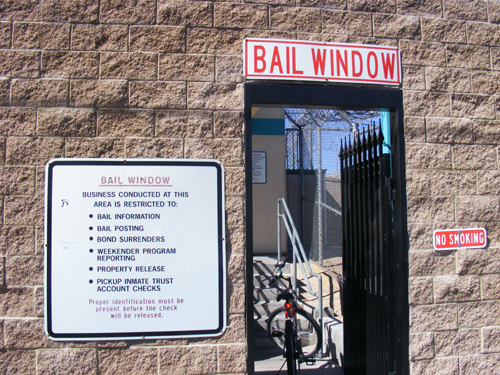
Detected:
[
  {"left": 0, "top": 108, "right": 37, "bottom": 136},
  {"left": 444, "top": 0, "right": 487, "bottom": 21},
  {"left": 214, "top": 3, "right": 269, "bottom": 29},
  {"left": 324, "top": 317, "right": 344, "bottom": 367},
  {"left": 71, "top": 25, "right": 127, "bottom": 51},
  {"left": 70, "top": 80, "right": 128, "bottom": 108},
  {"left": 373, "top": 14, "right": 420, "bottom": 40},
  {"left": 42, "top": 0, "right": 98, "bottom": 23},
  {"left": 398, "top": 0, "right": 442, "bottom": 17},
  {"left": 11, "top": 79, "right": 68, "bottom": 107},
  {"left": 421, "top": 18, "right": 466, "bottom": 43},
  {"left": 158, "top": 0, "right": 213, "bottom": 27},
  {"left": 130, "top": 81, "right": 186, "bottom": 109},
  {"left": 159, "top": 346, "right": 217, "bottom": 374},
  {"left": 6, "top": 137, "right": 64, "bottom": 166},
  {"left": 42, "top": 51, "right": 99, "bottom": 79},
  {"left": 65, "top": 138, "right": 125, "bottom": 159},
  {"left": 100, "top": 52, "right": 157, "bottom": 80},
  {"left": 0, "top": 51, "right": 40, "bottom": 78},
  {"left": 97, "top": 109, "right": 155, "bottom": 137},
  {"left": 159, "top": 54, "right": 214, "bottom": 82},
  {"left": 12, "top": 22, "right": 69, "bottom": 50},
  {"left": 130, "top": 26, "right": 186, "bottom": 53},
  {"left": 100, "top": 0, "right": 155, "bottom": 25},
  {"left": 434, "top": 329, "right": 480, "bottom": 357},
  {"left": 99, "top": 348, "right": 156, "bottom": 375},
  {"left": 322, "top": 10, "right": 372, "bottom": 36},
  {"left": 124, "top": 138, "right": 183, "bottom": 159}
]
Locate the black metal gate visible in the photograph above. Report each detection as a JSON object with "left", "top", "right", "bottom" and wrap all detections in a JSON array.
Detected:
[{"left": 340, "top": 129, "right": 403, "bottom": 374}]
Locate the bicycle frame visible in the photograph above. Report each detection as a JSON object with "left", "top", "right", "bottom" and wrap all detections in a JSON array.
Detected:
[
  {"left": 271, "top": 271, "right": 300, "bottom": 375},
  {"left": 270, "top": 265, "right": 316, "bottom": 372}
]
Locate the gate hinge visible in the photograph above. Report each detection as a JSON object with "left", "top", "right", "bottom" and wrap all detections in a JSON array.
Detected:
[{"left": 385, "top": 177, "right": 397, "bottom": 201}]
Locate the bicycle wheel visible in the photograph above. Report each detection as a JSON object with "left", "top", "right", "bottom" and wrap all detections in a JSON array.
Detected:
[
  {"left": 267, "top": 307, "right": 321, "bottom": 358},
  {"left": 284, "top": 320, "right": 297, "bottom": 375}
]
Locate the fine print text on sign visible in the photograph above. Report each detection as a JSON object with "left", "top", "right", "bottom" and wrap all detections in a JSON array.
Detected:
[
  {"left": 243, "top": 38, "right": 401, "bottom": 85},
  {"left": 433, "top": 228, "right": 487, "bottom": 251},
  {"left": 45, "top": 159, "right": 226, "bottom": 341},
  {"left": 252, "top": 151, "right": 267, "bottom": 184}
]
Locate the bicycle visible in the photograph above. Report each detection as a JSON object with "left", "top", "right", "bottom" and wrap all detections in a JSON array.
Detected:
[{"left": 266, "top": 262, "right": 322, "bottom": 374}]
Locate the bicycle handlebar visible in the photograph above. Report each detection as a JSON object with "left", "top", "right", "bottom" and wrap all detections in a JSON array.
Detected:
[
  {"left": 275, "top": 261, "right": 286, "bottom": 269},
  {"left": 268, "top": 263, "right": 294, "bottom": 293}
]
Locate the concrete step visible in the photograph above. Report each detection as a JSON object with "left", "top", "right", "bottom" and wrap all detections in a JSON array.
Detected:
[
  {"left": 253, "top": 256, "right": 336, "bottom": 352},
  {"left": 253, "top": 279, "right": 290, "bottom": 299},
  {"left": 324, "top": 317, "right": 344, "bottom": 367},
  {"left": 254, "top": 334, "right": 276, "bottom": 349},
  {"left": 253, "top": 259, "right": 275, "bottom": 275},
  {"left": 253, "top": 317, "right": 268, "bottom": 333},
  {"left": 253, "top": 274, "right": 290, "bottom": 290},
  {"left": 253, "top": 288, "right": 276, "bottom": 305},
  {"left": 253, "top": 301, "right": 282, "bottom": 320},
  {"left": 252, "top": 256, "right": 344, "bottom": 363},
  {"left": 253, "top": 317, "right": 279, "bottom": 349},
  {"left": 253, "top": 256, "right": 292, "bottom": 318},
  {"left": 254, "top": 310, "right": 341, "bottom": 355},
  {"left": 253, "top": 256, "right": 290, "bottom": 274}
]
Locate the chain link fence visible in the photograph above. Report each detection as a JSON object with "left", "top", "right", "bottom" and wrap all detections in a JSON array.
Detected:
[{"left": 285, "top": 109, "right": 381, "bottom": 279}]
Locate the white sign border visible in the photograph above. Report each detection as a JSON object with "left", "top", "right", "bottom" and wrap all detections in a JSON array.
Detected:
[{"left": 44, "top": 158, "right": 227, "bottom": 341}]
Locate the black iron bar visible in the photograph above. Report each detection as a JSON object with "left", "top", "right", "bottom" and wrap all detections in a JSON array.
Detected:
[{"left": 340, "top": 128, "right": 398, "bottom": 375}]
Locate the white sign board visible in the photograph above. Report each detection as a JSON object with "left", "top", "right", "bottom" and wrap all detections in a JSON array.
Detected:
[
  {"left": 45, "top": 159, "right": 226, "bottom": 340},
  {"left": 244, "top": 38, "right": 401, "bottom": 85},
  {"left": 252, "top": 151, "right": 267, "bottom": 184}
]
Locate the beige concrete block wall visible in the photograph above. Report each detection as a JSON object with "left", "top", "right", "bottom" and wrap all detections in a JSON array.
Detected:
[
  {"left": 0, "top": 1, "right": 246, "bottom": 373},
  {"left": 403, "top": 2, "right": 500, "bottom": 373},
  {"left": 0, "top": 0, "right": 499, "bottom": 373}
]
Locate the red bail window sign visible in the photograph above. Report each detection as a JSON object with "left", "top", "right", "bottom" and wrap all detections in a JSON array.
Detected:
[
  {"left": 243, "top": 38, "right": 401, "bottom": 85},
  {"left": 433, "top": 228, "right": 487, "bottom": 251}
]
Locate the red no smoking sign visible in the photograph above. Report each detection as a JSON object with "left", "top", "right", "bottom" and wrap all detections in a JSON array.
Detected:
[{"left": 433, "top": 228, "right": 487, "bottom": 251}]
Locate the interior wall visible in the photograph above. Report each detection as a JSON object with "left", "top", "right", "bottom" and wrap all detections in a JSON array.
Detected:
[{"left": 252, "top": 134, "right": 286, "bottom": 255}]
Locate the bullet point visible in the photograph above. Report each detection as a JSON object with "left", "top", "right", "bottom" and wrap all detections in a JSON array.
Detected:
[
  {"left": 89, "top": 237, "right": 93, "bottom": 241},
  {"left": 89, "top": 214, "right": 93, "bottom": 218},
  {"left": 89, "top": 226, "right": 93, "bottom": 230},
  {"left": 89, "top": 280, "right": 93, "bottom": 284},
  {"left": 89, "top": 249, "right": 93, "bottom": 253},
  {"left": 89, "top": 267, "right": 93, "bottom": 271}
]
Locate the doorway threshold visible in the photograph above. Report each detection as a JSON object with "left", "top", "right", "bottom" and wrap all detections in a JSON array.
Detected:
[{"left": 255, "top": 347, "right": 343, "bottom": 374}]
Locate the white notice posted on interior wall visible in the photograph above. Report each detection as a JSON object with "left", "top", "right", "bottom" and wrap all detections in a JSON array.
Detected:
[
  {"left": 44, "top": 159, "right": 226, "bottom": 341},
  {"left": 252, "top": 151, "right": 267, "bottom": 184}
]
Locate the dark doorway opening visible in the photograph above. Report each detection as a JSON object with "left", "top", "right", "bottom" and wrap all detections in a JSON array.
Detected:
[{"left": 244, "top": 83, "right": 409, "bottom": 375}]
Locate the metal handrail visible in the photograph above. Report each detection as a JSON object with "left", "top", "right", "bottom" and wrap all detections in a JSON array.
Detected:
[{"left": 277, "top": 197, "right": 324, "bottom": 357}]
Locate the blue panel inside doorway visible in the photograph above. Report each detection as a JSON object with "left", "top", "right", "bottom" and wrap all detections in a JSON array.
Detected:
[
  {"left": 380, "top": 109, "right": 391, "bottom": 154},
  {"left": 252, "top": 119, "right": 285, "bottom": 135}
]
